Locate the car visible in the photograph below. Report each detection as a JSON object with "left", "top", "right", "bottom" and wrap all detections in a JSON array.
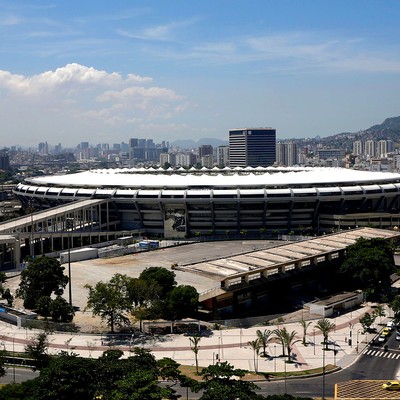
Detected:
[
  {"left": 382, "top": 327, "right": 391, "bottom": 335},
  {"left": 378, "top": 334, "right": 387, "bottom": 342},
  {"left": 382, "top": 381, "right": 400, "bottom": 391},
  {"left": 386, "top": 321, "right": 395, "bottom": 330},
  {"left": 396, "top": 332, "right": 400, "bottom": 341}
]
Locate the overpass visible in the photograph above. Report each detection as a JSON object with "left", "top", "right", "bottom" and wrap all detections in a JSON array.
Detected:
[{"left": 0, "top": 199, "right": 143, "bottom": 268}]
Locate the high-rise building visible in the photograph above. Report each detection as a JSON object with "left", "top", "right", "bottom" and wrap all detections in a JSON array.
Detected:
[
  {"left": 216, "top": 146, "right": 229, "bottom": 167},
  {"left": 353, "top": 141, "right": 364, "bottom": 156},
  {"left": 0, "top": 151, "right": 9, "bottom": 170},
  {"left": 229, "top": 128, "right": 276, "bottom": 167},
  {"left": 365, "top": 140, "right": 375, "bottom": 158},
  {"left": 198, "top": 145, "right": 213, "bottom": 158},
  {"left": 276, "top": 141, "right": 298, "bottom": 166}
]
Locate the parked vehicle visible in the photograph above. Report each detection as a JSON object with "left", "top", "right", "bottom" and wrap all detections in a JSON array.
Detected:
[{"left": 382, "top": 381, "right": 400, "bottom": 391}]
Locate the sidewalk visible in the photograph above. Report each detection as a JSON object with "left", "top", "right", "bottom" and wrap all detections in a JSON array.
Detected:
[{"left": 0, "top": 303, "right": 389, "bottom": 377}]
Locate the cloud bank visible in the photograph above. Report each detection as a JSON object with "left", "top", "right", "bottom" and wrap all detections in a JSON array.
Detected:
[{"left": 0, "top": 64, "right": 187, "bottom": 145}]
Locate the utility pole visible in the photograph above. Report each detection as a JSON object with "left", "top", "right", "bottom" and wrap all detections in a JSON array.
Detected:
[{"left": 66, "top": 217, "right": 74, "bottom": 306}]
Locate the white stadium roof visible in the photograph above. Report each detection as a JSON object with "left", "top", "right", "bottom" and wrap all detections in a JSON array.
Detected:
[{"left": 27, "top": 167, "right": 400, "bottom": 189}]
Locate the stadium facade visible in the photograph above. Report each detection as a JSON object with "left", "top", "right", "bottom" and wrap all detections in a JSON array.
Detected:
[{"left": 13, "top": 166, "right": 400, "bottom": 238}]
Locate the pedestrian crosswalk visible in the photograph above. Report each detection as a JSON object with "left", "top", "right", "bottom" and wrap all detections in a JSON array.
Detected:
[{"left": 362, "top": 348, "right": 400, "bottom": 359}]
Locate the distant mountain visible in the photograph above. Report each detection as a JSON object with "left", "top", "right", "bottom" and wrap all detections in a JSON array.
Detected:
[
  {"left": 368, "top": 116, "right": 400, "bottom": 132},
  {"left": 320, "top": 116, "right": 400, "bottom": 150},
  {"left": 171, "top": 138, "right": 228, "bottom": 149}
]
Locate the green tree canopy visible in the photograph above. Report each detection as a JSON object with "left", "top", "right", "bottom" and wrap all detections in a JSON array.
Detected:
[
  {"left": 24, "top": 332, "right": 51, "bottom": 372},
  {"left": 191, "top": 361, "right": 262, "bottom": 400},
  {"left": 340, "top": 237, "right": 395, "bottom": 299},
  {"left": 16, "top": 256, "right": 69, "bottom": 309},
  {"left": 33, "top": 352, "right": 97, "bottom": 400},
  {"left": 390, "top": 295, "right": 400, "bottom": 319},
  {"left": 85, "top": 274, "right": 132, "bottom": 333},
  {"left": 314, "top": 319, "right": 336, "bottom": 349},
  {"left": 139, "top": 267, "right": 176, "bottom": 299},
  {"left": 166, "top": 284, "right": 199, "bottom": 320},
  {"left": 50, "top": 295, "right": 75, "bottom": 322},
  {"left": 359, "top": 312, "right": 376, "bottom": 332}
]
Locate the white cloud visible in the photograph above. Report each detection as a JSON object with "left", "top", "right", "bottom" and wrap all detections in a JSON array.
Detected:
[
  {"left": 116, "top": 18, "right": 199, "bottom": 42},
  {"left": 0, "top": 64, "right": 187, "bottom": 144},
  {"left": 151, "top": 31, "right": 400, "bottom": 74}
]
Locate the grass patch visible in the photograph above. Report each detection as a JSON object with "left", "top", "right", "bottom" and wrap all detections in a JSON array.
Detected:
[
  {"left": 177, "top": 363, "right": 337, "bottom": 382},
  {"left": 259, "top": 364, "right": 337, "bottom": 379}
]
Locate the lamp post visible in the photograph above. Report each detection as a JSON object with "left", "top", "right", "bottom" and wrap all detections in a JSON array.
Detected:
[
  {"left": 313, "top": 330, "right": 316, "bottom": 355},
  {"left": 356, "top": 328, "right": 363, "bottom": 353},
  {"left": 284, "top": 358, "right": 287, "bottom": 394},
  {"left": 12, "top": 332, "right": 16, "bottom": 383},
  {"left": 29, "top": 199, "right": 34, "bottom": 258},
  {"left": 322, "top": 344, "right": 326, "bottom": 400},
  {"left": 66, "top": 217, "right": 74, "bottom": 306}
]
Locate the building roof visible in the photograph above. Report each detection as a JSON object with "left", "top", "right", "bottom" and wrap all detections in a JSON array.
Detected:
[{"left": 26, "top": 167, "right": 400, "bottom": 189}]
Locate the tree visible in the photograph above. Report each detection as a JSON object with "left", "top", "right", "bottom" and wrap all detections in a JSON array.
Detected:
[
  {"left": 111, "top": 369, "right": 174, "bottom": 400},
  {"left": 314, "top": 319, "right": 336, "bottom": 350},
  {"left": 127, "top": 277, "right": 155, "bottom": 307},
  {"left": 273, "top": 327, "right": 300, "bottom": 362},
  {"left": 189, "top": 335, "right": 201, "bottom": 374},
  {"left": 299, "top": 319, "right": 312, "bottom": 346},
  {"left": 372, "top": 304, "right": 386, "bottom": 324},
  {"left": 35, "top": 295, "right": 52, "bottom": 318},
  {"left": 281, "top": 329, "right": 300, "bottom": 362},
  {"left": 256, "top": 329, "right": 272, "bottom": 357},
  {"left": 25, "top": 332, "right": 51, "bottom": 371},
  {"left": 139, "top": 267, "right": 176, "bottom": 299},
  {"left": 16, "top": 256, "right": 69, "bottom": 309},
  {"left": 273, "top": 328, "right": 287, "bottom": 357},
  {"left": 85, "top": 274, "right": 131, "bottom": 333},
  {"left": 340, "top": 237, "right": 395, "bottom": 299},
  {"left": 34, "top": 352, "right": 97, "bottom": 400},
  {"left": 167, "top": 285, "right": 199, "bottom": 320},
  {"left": 50, "top": 295, "right": 75, "bottom": 322},
  {"left": 359, "top": 312, "right": 375, "bottom": 332},
  {"left": 248, "top": 339, "right": 261, "bottom": 373},
  {"left": 0, "top": 346, "right": 7, "bottom": 378},
  {"left": 390, "top": 295, "right": 400, "bottom": 319},
  {"left": 191, "top": 361, "right": 262, "bottom": 400}
]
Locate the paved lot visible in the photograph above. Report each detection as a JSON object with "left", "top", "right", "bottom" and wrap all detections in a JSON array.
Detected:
[{"left": 63, "top": 239, "right": 283, "bottom": 311}]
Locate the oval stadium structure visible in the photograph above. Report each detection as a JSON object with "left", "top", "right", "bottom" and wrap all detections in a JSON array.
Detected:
[{"left": 13, "top": 166, "right": 400, "bottom": 238}]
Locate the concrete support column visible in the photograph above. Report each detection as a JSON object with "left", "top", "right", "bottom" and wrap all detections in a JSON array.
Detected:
[{"left": 14, "top": 239, "right": 21, "bottom": 267}]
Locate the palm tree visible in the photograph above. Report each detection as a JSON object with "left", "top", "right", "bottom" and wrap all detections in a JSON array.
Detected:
[
  {"left": 281, "top": 328, "right": 301, "bottom": 362},
  {"left": 315, "top": 319, "right": 336, "bottom": 349},
  {"left": 189, "top": 335, "right": 201, "bottom": 374},
  {"left": 299, "top": 319, "right": 312, "bottom": 346},
  {"left": 256, "top": 329, "right": 272, "bottom": 357},
  {"left": 273, "top": 327, "right": 287, "bottom": 357},
  {"left": 248, "top": 339, "right": 261, "bottom": 373}
]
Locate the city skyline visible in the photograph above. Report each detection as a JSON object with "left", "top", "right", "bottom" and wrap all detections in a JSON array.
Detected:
[{"left": 1, "top": 1, "right": 400, "bottom": 147}]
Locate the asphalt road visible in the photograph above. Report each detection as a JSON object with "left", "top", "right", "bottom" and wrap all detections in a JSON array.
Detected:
[{"left": 170, "top": 341, "right": 400, "bottom": 399}]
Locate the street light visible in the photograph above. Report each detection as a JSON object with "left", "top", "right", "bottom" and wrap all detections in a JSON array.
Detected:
[
  {"left": 322, "top": 344, "right": 326, "bottom": 400},
  {"left": 29, "top": 199, "right": 34, "bottom": 258},
  {"left": 356, "top": 328, "right": 363, "bottom": 353},
  {"left": 66, "top": 217, "right": 74, "bottom": 306},
  {"left": 313, "top": 330, "right": 316, "bottom": 355}
]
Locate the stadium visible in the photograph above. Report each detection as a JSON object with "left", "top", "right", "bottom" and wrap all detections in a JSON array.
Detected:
[{"left": 13, "top": 166, "right": 400, "bottom": 238}]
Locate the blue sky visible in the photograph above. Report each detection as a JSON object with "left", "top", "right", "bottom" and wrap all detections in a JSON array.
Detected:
[{"left": 1, "top": 0, "right": 400, "bottom": 147}]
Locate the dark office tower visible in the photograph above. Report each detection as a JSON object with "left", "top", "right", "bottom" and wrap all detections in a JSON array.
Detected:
[
  {"left": 229, "top": 128, "right": 276, "bottom": 167},
  {"left": 129, "top": 138, "right": 138, "bottom": 148},
  {"left": 0, "top": 151, "right": 9, "bottom": 170},
  {"left": 198, "top": 145, "right": 213, "bottom": 158}
]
